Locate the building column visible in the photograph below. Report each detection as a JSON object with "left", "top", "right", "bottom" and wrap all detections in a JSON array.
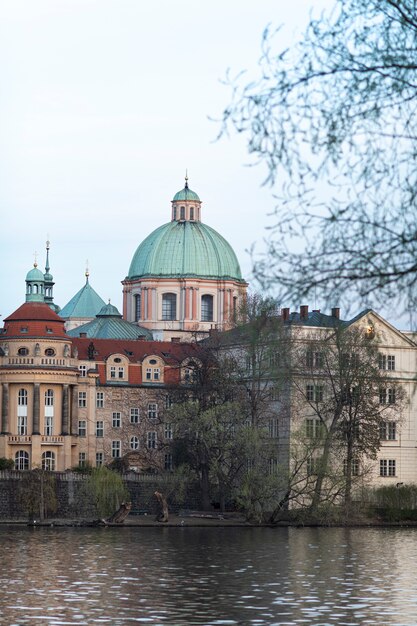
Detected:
[
  {"left": 61, "top": 384, "right": 69, "bottom": 435},
  {"left": 32, "top": 383, "right": 40, "bottom": 435},
  {"left": 1, "top": 383, "right": 9, "bottom": 434},
  {"left": 71, "top": 386, "right": 78, "bottom": 436}
]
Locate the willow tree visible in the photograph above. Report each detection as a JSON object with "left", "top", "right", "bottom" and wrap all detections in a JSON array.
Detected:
[
  {"left": 222, "top": 0, "right": 417, "bottom": 316},
  {"left": 87, "top": 466, "right": 129, "bottom": 518}
]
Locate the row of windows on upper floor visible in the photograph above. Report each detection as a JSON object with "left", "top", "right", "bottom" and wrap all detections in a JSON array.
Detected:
[
  {"left": 13, "top": 346, "right": 64, "bottom": 357},
  {"left": 305, "top": 456, "right": 398, "bottom": 478},
  {"left": 134, "top": 293, "right": 217, "bottom": 322},
  {"left": 305, "top": 417, "right": 398, "bottom": 441},
  {"left": 244, "top": 351, "right": 397, "bottom": 372},
  {"left": 305, "top": 384, "right": 398, "bottom": 404}
]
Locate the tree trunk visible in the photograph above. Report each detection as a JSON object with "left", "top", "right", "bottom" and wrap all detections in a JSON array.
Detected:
[
  {"left": 154, "top": 492, "right": 169, "bottom": 522},
  {"left": 106, "top": 501, "right": 132, "bottom": 524},
  {"left": 310, "top": 433, "right": 333, "bottom": 512},
  {"left": 200, "top": 464, "right": 211, "bottom": 510}
]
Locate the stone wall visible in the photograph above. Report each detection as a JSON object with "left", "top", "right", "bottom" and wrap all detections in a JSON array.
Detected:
[{"left": 0, "top": 471, "right": 202, "bottom": 520}]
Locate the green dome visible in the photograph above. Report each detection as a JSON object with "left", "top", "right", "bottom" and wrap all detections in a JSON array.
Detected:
[
  {"left": 128, "top": 221, "right": 244, "bottom": 282},
  {"left": 172, "top": 185, "right": 200, "bottom": 202},
  {"left": 26, "top": 266, "right": 45, "bottom": 282}
]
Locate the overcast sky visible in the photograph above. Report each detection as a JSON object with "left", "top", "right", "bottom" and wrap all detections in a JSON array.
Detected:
[{"left": 1, "top": 0, "right": 343, "bottom": 322}]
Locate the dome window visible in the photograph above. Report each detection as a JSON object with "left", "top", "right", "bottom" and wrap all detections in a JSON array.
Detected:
[
  {"left": 162, "top": 293, "right": 177, "bottom": 321},
  {"left": 180, "top": 206, "right": 185, "bottom": 220},
  {"left": 190, "top": 206, "right": 194, "bottom": 220},
  {"left": 201, "top": 295, "right": 214, "bottom": 322},
  {"left": 18, "top": 347, "right": 29, "bottom": 356}
]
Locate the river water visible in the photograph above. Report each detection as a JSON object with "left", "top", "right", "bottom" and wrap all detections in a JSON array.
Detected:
[{"left": 1, "top": 525, "right": 417, "bottom": 625}]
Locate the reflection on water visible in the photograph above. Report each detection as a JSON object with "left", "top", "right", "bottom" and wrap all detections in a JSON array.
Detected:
[{"left": 1, "top": 525, "right": 417, "bottom": 625}]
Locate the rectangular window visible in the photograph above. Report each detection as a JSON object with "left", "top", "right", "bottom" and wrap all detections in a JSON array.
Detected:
[
  {"left": 96, "top": 392, "right": 104, "bottom": 408},
  {"left": 306, "top": 457, "right": 321, "bottom": 476},
  {"left": 79, "top": 452, "right": 87, "bottom": 467},
  {"left": 387, "top": 355, "right": 396, "bottom": 371},
  {"left": 96, "top": 452, "right": 103, "bottom": 467},
  {"left": 164, "top": 423, "right": 173, "bottom": 440},
  {"left": 306, "top": 351, "right": 323, "bottom": 368},
  {"left": 269, "top": 387, "right": 280, "bottom": 401},
  {"left": 112, "top": 412, "right": 121, "bottom": 428},
  {"left": 148, "top": 403, "right": 158, "bottom": 420},
  {"left": 146, "top": 368, "right": 152, "bottom": 380},
  {"left": 44, "top": 416, "right": 53, "bottom": 436},
  {"left": 268, "top": 458, "right": 279, "bottom": 476},
  {"left": 269, "top": 353, "right": 280, "bottom": 368},
  {"left": 378, "top": 354, "right": 386, "bottom": 370},
  {"left": 388, "top": 388, "right": 396, "bottom": 404},
  {"left": 78, "top": 420, "right": 87, "bottom": 437},
  {"left": 165, "top": 395, "right": 173, "bottom": 409},
  {"left": 78, "top": 391, "right": 87, "bottom": 408},
  {"left": 380, "top": 459, "right": 396, "bottom": 477},
  {"left": 96, "top": 420, "right": 104, "bottom": 438},
  {"left": 110, "top": 366, "right": 116, "bottom": 379},
  {"left": 118, "top": 367, "right": 124, "bottom": 379},
  {"left": 79, "top": 365, "right": 87, "bottom": 378},
  {"left": 18, "top": 416, "right": 28, "bottom": 436},
  {"left": 380, "top": 421, "right": 396, "bottom": 441},
  {"left": 379, "top": 388, "right": 387, "bottom": 404},
  {"left": 306, "top": 385, "right": 323, "bottom": 402},
  {"left": 269, "top": 418, "right": 279, "bottom": 438},
  {"left": 306, "top": 418, "right": 322, "bottom": 439},
  {"left": 343, "top": 458, "right": 359, "bottom": 476},
  {"left": 147, "top": 431, "right": 157, "bottom": 449},
  {"left": 130, "top": 408, "right": 140, "bottom": 423},
  {"left": 164, "top": 453, "right": 173, "bottom": 471},
  {"left": 153, "top": 368, "right": 160, "bottom": 381},
  {"left": 111, "top": 440, "right": 121, "bottom": 458}
]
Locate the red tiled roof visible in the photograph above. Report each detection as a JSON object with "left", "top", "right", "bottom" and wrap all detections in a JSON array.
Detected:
[
  {"left": 4, "top": 302, "right": 64, "bottom": 322},
  {"left": 72, "top": 337, "right": 201, "bottom": 364},
  {"left": 2, "top": 303, "right": 67, "bottom": 339}
]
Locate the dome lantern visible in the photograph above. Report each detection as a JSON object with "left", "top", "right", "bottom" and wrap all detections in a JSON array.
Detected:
[{"left": 171, "top": 175, "right": 201, "bottom": 222}]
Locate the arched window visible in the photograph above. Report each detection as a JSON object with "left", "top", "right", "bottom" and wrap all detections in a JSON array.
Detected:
[
  {"left": 42, "top": 451, "right": 55, "bottom": 471},
  {"left": 18, "top": 389, "right": 28, "bottom": 406},
  {"left": 134, "top": 293, "right": 141, "bottom": 322},
  {"left": 130, "top": 436, "right": 139, "bottom": 450},
  {"left": 180, "top": 205, "right": 185, "bottom": 220},
  {"left": 162, "top": 293, "right": 177, "bottom": 321},
  {"left": 201, "top": 294, "right": 214, "bottom": 322},
  {"left": 45, "top": 390, "right": 54, "bottom": 406},
  {"left": 173, "top": 206, "right": 177, "bottom": 220},
  {"left": 15, "top": 451, "right": 29, "bottom": 471},
  {"left": 190, "top": 206, "right": 194, "bottom": 220}
]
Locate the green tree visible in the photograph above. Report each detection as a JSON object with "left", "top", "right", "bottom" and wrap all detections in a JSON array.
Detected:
[
  {"left": 86, "top": 466, "right": 129, "bottom": 518},
  {"left": 222, "top": 0, "right": 417, "bottom": 315},
  {"left": 19, "top": 469, "right": 58, "bottom": 521}
]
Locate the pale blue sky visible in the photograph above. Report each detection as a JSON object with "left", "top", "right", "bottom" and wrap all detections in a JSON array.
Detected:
[{"left": 1, "top": 0, "right": 334, "bottom": 321}]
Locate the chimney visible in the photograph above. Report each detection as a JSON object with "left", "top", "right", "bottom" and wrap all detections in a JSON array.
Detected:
[
  {"left": 281, "top": 307, "right": 290, "bottom": 322},
  {"left": 331, "top": 307, "right": 340, "bottom": 319},
  {"left": 300, "top": 305, "right": 309, "bottom": 320}
]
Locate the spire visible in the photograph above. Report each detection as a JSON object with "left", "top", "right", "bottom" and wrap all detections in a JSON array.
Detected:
[
  {"left": 185, "top": 169, "right": 189, "bottom": 189},
  {"left": 43, "top": 239, "right": 60, "bottom": 313},
  {"left": 85, "top": 260, "right": 90, "bottom": 284},
  {"left": 45, "top": 239, "right": 51, "bottom": 275}
]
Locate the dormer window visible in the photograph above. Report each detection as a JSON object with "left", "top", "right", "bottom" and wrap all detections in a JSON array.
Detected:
[{"left": 20, "top": 327, "right": 28, "bottom": 334}]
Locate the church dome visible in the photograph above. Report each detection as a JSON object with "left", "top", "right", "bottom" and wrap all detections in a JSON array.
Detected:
[
  {"left": 127, "top": 221, "right": 244, "bottom": 282},
  {"left": 172, "top": 185, "right": 200, "bottom": 202},
  {"left": 26, "top": 265, "right": 44, "bottom": 282}
]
